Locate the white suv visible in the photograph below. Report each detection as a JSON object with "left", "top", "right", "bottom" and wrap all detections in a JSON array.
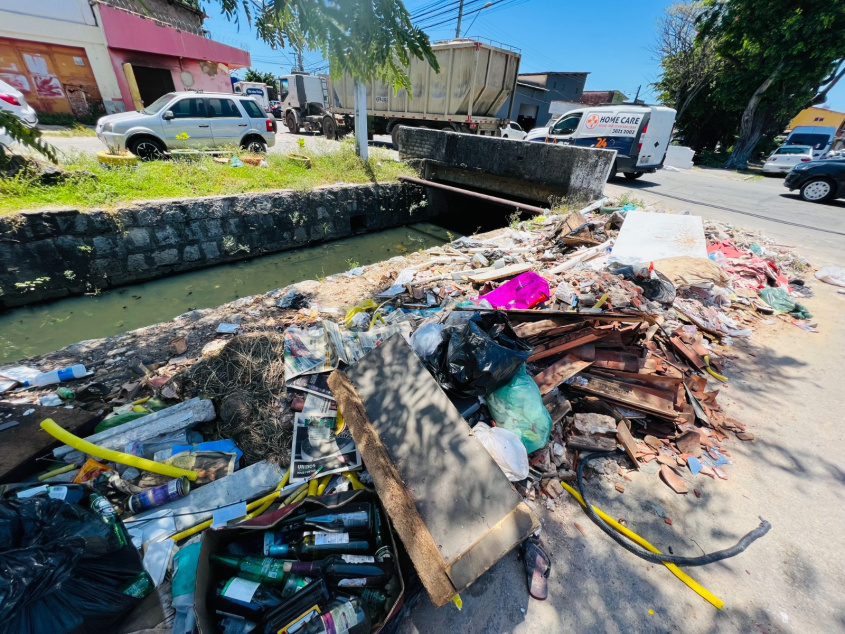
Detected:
[{"left": 96, "top": 91, "right": 277, "bottom": 159}]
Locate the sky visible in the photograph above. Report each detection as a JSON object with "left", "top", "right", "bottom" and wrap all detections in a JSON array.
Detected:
[{"left": 202, "top": 0, "right": 845, "bottom": 112}]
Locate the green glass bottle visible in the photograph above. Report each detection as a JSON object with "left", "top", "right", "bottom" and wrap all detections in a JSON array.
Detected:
[
  {"left": 211, "top": 554, "right": 308, "bottom": 597},
  {"left": 89, "top": 492, "right": 128, "bottom": 546},
  {"left": 269, "top": 532, "right": 371, "bottom": 559}
]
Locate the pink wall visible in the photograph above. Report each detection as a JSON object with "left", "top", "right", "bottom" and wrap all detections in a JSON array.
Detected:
[
  {"left": 108, "top": 49, "right": 234, "bottom": 110},
  {"left": 98, "top": 4, "right": 250, "bottom": 67}
]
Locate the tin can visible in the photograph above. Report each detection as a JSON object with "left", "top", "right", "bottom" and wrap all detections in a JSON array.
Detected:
[{"left": 128, "top": 476, "right": 190, "bottom": 513}]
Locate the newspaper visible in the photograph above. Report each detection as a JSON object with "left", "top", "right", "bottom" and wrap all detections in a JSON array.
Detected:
[{"left": 290, "top": 410, "right": 360, "bottom": 482}]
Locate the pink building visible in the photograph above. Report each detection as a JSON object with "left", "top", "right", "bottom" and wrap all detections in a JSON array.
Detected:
[{"left": 95, "top": 0, "right": 249, "bottom": 111}]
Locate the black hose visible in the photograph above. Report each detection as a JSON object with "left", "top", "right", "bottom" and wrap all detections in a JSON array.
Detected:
[{"left": 576, "top": 451, "right": 771, "bottom": 566}]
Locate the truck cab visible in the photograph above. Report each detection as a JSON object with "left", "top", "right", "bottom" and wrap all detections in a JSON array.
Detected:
[
  {"left": 279, "top": 74, "right": 338, "bottom": 136},
  {"left": 526, "top": 105, "right": 677, "bottom": 179}
]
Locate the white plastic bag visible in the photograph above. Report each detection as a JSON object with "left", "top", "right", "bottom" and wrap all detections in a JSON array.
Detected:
[
  {"left": 472, "top": 423, "right": 529, "bottom": 482},
  {"left": 815, "top": 266, "right": 845, "bottom": 288}
]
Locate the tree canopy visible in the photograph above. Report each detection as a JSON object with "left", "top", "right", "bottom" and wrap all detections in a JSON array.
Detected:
[
  {"left": 243, "top": 68, "right": 277, "bottom": 85},
  {"left": 654, "top": 0, "right": 845, "bottom": 168},
  {"left": 213, "top": 0, "right": 438, "bottom": 91}
]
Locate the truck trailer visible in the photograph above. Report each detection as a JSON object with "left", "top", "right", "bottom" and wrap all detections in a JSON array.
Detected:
[{"left": 278, "top": 38, "right": 521, "bottom": 147}]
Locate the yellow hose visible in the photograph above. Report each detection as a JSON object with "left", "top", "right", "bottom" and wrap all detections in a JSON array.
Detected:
[
  {"left": 308, "top": 477, "right": 319, "bottom": 498},
  {"left": 703, "top": 355, "right": 728, "bottom": 382},
  {"left": 40, "top": 419, "right": 197, "bottom": 481},
  {"left": 38, "top": 463, "right": 78, "bottom": 481},
  {"left": 316, "top": 475, "right": 332, "bottom": 496},
  {"left": 171, "top": 470, "right": 291, "bottom": 542},
  {"left": 560, "top": 480, "right": 724, "bottom": 609},
  {"left": 343, "top": 471, "right": 366, "bottom": 490}
]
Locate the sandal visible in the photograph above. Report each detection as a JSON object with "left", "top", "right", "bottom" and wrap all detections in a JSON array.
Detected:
[{"left": 521, "top": 536, "right": 551, "bottom": 600}]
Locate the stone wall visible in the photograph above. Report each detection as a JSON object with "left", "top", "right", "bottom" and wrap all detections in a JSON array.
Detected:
[
  {"left": 398, "top": 127, "right": 614, "bottom": 204},
  {"left": 0, "top": 183, "right": 428, "bottom": 308}
]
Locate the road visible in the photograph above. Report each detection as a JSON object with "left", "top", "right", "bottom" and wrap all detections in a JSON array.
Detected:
[
  {"left": 398, "top": 167, "right": 845, "bottom": 634},
  {"left": 42, "top": 126, "right": 394, "bottom": 158}
]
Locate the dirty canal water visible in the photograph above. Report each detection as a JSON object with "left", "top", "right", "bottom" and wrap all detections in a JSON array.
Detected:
[{"left": 0, "top": 223, "right": 454, "bottom": 363}]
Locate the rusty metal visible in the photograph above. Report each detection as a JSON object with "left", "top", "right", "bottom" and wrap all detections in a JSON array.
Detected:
[{"left": 398, "top": 176, "right": 548, "bottom": 215}]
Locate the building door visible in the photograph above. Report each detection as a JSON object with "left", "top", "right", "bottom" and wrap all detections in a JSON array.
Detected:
[
  {"left": 0, "top": 37, "right": 103, "bottom": 119},
  {"left": 517, "top": 103, "right": 538, "bottom": 132},
  {"left": 131, "top": 66, "right": 175, "bottom": 107}
]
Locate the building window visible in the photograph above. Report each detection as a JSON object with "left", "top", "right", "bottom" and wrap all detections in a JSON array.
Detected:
[{"left": 814, "top": 117, "right": 824, "bottom": 121}]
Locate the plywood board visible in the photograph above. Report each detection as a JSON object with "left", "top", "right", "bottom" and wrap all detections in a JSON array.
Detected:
[
  {"left": 332, "top": 336, "right": 538, "bottom": 607},
  {"left": 533, "top": 355, "right": 593, "bottom": 395},
  {"left": 464, "top": 262, "right": 534, "bottom": 283},
  {"left": 0, "top": 403, "right": 101, "bottom": 482}
]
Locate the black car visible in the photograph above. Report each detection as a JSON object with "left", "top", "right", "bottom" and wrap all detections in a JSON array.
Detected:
[{"left": 784, "top": 158, "right": 845, "bottom": 203}]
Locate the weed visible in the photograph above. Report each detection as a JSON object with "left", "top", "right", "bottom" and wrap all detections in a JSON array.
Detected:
[
  {"left": 14, "top": 277, "right": 50, "bottom": 292},
  {"left": 0, "top": 145, "right": 415, "bottom": 215},
  {"left": 508, "top": 210, "right": 523, "bottom": 229},
  {"left": 77, "top": 245, "right": 93, "bottom": 254},
  {"left": 64, "top": 270, "right": 76, "bottom": 280},
  {"left": 346, "top": 258, "right": 360, "bottom": 269},
  {"left": 617, "top": 193, "right": 646, "bottom": 209}
]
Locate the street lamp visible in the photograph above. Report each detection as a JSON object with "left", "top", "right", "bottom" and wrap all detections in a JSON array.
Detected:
[{"left": 462, "top": 2, "right": 493, "bottom": 38}]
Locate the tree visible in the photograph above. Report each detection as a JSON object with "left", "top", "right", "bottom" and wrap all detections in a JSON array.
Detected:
[
  {"left": 244, "top": 68, "right": 277, "bottom": 85},
  {"left": 0, "top": 111, "right": 57, "bottom": 164},
  {"left": 214, "top": 1, "right": 438, "bottom": 93},
  {"left": 698, "top": 0, "right": 845, "bottom": 169},
  {"left": 652, "top": 2, "right": 722, "bottom": 121}
]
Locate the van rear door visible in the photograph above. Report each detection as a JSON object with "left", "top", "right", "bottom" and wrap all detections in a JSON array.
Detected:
[{"left": 636, "top": 107, "right": 676, "bottom": 168}]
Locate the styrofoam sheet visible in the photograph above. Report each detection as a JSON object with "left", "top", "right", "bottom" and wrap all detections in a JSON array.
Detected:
[{"left": 609, "top": 210, "right": 707, "bottom": 266}]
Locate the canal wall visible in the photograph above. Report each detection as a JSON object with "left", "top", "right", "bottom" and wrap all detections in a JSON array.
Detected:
[
  {"left": 0, "top": 182, "right": 429, "bottom": 308},
  {"left": 397, "top": 127, "right": 615, "bottom": 204}
]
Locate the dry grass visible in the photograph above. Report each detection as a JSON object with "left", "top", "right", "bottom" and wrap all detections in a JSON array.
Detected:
[{"left": 174, "top": 333, "right": 293, "bottom": 466}]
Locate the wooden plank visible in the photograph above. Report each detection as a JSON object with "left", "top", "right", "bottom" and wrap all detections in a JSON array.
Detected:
[
  {"left": 332, "top": 336, "right": 538, "bottom": 607},
  {"left": 616, "top": 421, "right": 641, "bottom": 469},
  {"left": 512, "top": 319, "right": 558, "bottom": 339},
  {"left": 529, "top": 329, "right": 612, "bottom": 362},
  {"left": 567, "top": 373, "right": 679, "bottom": 418},
  {"left": 567, "top": 434, "right": 617, "bottom": 452},
  {"left": 592, "top": 349, "right": 642, "bottom": 372},
  {"left": 464, "top": 262, "right": 534, "bottom": 283},
  {"left": 533, "top": 355, "right": 593, "bottom": 395},
  {"left": 670, "top": 334, "right": 707, "bottom": 370},
  {"left": 0, "top": 403, "right": 102, "bottom": 482}
]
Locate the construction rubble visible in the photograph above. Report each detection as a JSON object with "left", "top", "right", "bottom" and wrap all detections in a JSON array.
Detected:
[{"left": 0, "top": 198, "right": 819, "bottom": 631}]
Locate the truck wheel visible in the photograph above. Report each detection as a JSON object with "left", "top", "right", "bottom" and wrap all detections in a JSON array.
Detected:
[
  {"left": 322, "top": 116, "right": 337, "bottom": 140},
  {"left": 391, "top": 125, "right": 404, "bottom": 150},
  {"left": 286, "top": 112, "right": 300, "bottom": 134},
  {"left": 624, "top": 172, "right": 644, "bottom": 180}
]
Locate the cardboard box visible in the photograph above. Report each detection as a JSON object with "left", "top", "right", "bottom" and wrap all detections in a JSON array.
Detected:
[
  {"left": 194, "top": 490, "right": 405, "bottom": 634},
  {"left": 329, "top": 335, "right": 539, "bottom": 608}
]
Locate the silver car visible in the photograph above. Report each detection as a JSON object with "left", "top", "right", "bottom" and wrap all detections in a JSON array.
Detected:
[{"left": 96, "top": 91, "right": 277, "bottom": 159}]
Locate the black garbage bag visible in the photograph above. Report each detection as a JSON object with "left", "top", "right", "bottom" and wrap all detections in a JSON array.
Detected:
[
  {"left": 430, "top": 311, "right": 531, "bottom": 398},
  {"left": 0, "top": 497, "right": 146, "bottom": 634},
  {"left": 609, "top": 264, "right": 676, "bottom": 304}
]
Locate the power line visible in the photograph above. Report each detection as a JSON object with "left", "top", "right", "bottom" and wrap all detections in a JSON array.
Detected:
[{"left": 417, "top": 0, "right": 527, "bottom": 30}]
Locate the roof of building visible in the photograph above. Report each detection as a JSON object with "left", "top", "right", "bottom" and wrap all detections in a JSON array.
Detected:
[
  {"left": 518, "top": 71, "right": 590, "bottom": 77},
  {"left": 516, "top": 81, "right": 549, "bottom": 92}
]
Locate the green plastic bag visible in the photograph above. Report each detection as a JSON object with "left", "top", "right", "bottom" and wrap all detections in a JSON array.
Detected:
[
  {"left": 486, "top": 365, "right": 552, "bottom": 454},
  {"left": 758, "top": 287, "right": 812, "bottom": 320}
]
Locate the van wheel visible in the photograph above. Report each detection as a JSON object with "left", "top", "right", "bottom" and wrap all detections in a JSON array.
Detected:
[
  {"left": 624, "top": 172, "right": 644, "bottom": 180},
  {"left": 128, "top": 137, "right": 165, "bottom": 161},
  {"left": 286, "top": 112, "right": 300, "bottom": 134}
]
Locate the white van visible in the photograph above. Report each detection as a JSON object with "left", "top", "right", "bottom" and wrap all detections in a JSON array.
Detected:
[
  {"left": 525, "top": 105, "right": 676, "bottom": 179},
  {"left": 784, "top": 125, "right": 837, "bottom": 159}
]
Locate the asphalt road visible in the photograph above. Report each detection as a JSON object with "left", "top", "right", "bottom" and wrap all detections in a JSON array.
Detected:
[{"left": 398, "top": 167, "right": 845, "bottom": 634}]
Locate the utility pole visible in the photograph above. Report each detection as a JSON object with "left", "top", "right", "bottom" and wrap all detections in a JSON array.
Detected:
[
  {"left": 455, "top": 0, "right": 464, "bottom": 38},
  {"left": 295, "top": 48, "right": 304, "bottom": 73},
  {"left": 354, "top": 78, "right": 368, "bottom": 161}
]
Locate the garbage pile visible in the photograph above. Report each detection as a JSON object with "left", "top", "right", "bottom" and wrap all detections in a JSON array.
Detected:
[{"left": 0, "top": 199, "right": 813, "bottom": 629}]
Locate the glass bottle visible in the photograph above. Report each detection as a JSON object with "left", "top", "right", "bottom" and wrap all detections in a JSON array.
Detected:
[
  {"left": 284, "top": 555, "right": 394, "bottom": 589},
  {"left": 211, "top": 554, "right": 308, "bottom": 596},
  {"left": 268, "top": 532, "right": 371, "bottom": 559},
  {"left": 214, "top": 577, "right": 286, "bottom": 619},
  {"left": 298, "top": 595, "right": 371, "bottom": 634}
]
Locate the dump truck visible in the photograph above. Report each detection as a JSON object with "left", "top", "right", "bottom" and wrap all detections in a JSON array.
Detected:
[{"left": 278, "top": 38, "right": 521, "bottom": 147}]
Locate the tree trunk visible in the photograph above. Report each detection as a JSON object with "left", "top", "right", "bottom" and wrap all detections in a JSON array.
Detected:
[{"left": 725, "top": 62, "right": 784, "bottom": 170}]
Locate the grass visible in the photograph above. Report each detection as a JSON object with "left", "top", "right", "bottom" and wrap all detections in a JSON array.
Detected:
[
  {"left": 617, "top": 192, "right": 647, "bottom": 208},
  {"left": 40, "top": 123, "right": 96, "bottom": 137},
  {"left": 0, "top": 144, "right": 416, "bottom": 214}
]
